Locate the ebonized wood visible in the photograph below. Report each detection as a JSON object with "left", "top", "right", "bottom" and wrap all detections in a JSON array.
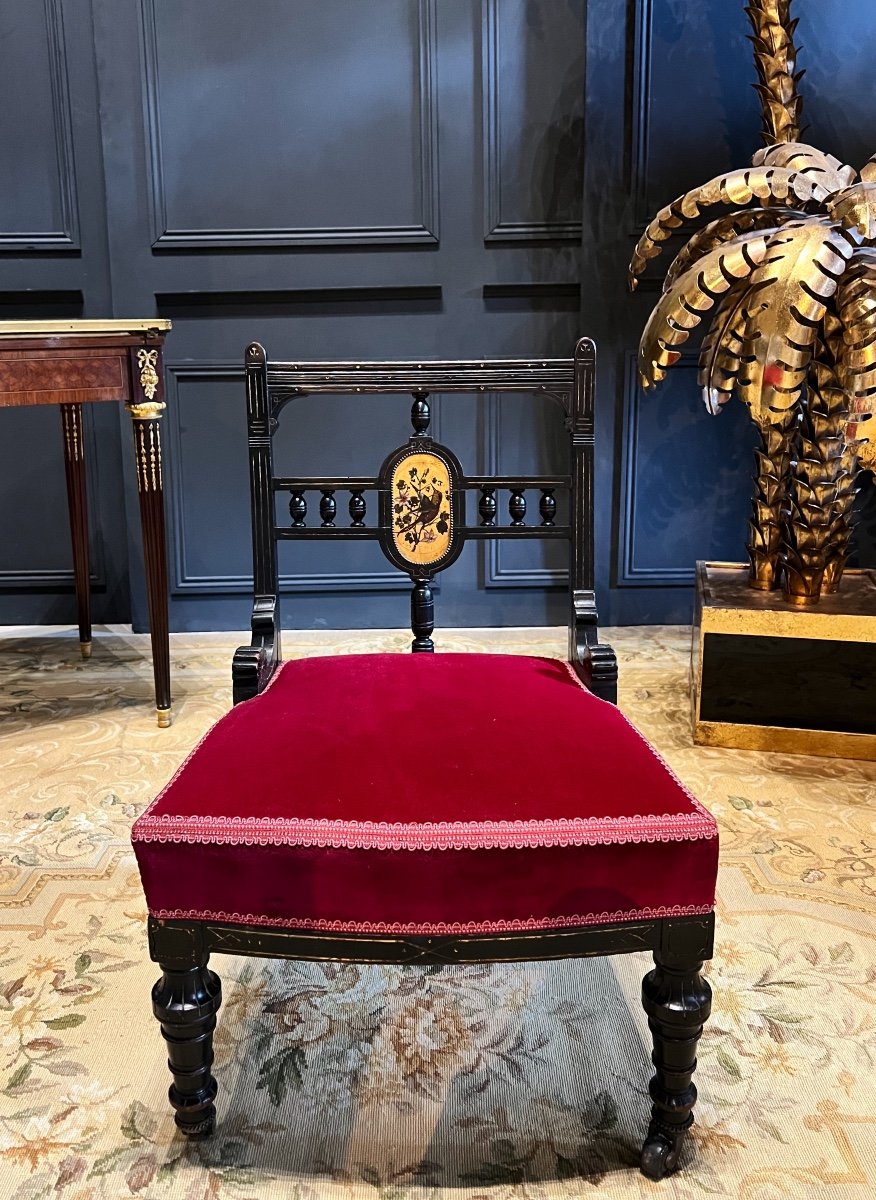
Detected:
[
  {"left": 149, "top": 913, "right": 714, "bottom": 1177},
  {"left": 233, "top": 338, "right": 617, "bottom": 702},
  {"left": 147, "top": 339, "right": 712, "bottom": 1180}
]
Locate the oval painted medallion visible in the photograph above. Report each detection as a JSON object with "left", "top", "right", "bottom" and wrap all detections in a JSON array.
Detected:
[{"left": 391, "top": 451, "right": 453, "bottom": 566}]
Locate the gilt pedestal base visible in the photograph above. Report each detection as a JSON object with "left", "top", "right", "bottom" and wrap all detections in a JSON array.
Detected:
[{"left": 691, "top": 561, "right": 876, "bottom": 760}]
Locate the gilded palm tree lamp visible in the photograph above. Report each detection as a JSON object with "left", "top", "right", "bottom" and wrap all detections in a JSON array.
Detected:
[{"left": 630, "top": 0, "right": 876, "bottom": 758}]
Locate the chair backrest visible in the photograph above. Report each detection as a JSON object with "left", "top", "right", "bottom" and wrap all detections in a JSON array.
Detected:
[{"left": 233, "top": 338, "right": 613, "bottom": 702}]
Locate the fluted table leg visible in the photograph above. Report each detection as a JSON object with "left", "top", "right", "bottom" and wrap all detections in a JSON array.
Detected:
[
  {"left": 127, "top": 344, "right": 172, "bottom": 727},
  {"left": 60, "top": 403, "right": 92, "bottom": 659}
]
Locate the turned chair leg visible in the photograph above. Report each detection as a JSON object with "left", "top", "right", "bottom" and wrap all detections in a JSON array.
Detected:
[
  {"left": 640, "top": 950, "right": 712, "bottom": 1180},
  {"left": 152, "top": 962, "right": 222, "bottom": 1137}
]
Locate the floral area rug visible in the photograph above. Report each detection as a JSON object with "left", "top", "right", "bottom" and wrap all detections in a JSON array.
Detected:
[{"left": 1, "top": 625, "right": 875, "bottom": 1200}]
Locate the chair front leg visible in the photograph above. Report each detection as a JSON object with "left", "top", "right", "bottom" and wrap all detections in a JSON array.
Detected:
[
  {"left": 640, "top": 950, "right": 712, "bottom": 1180},
  {"left": 152, "top": 961, "right": 222, "bottom": 1137}
]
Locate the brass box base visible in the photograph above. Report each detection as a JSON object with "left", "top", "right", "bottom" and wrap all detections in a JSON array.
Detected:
[{"left": 691, "top": 562, "right": 876, "bottom": 760}]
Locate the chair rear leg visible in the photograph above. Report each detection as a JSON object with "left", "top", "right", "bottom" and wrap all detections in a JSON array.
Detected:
[
  {"left": 640, "top": 949, "right": 712, "bottom": 1180},
  {"left": 152, "top": 961, "right": 222, "bottom": 1137}
]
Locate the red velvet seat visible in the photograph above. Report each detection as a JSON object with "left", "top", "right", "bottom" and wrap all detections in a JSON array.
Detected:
[{"left": 133, "top": 653, "right": 718, "bottom": 934}]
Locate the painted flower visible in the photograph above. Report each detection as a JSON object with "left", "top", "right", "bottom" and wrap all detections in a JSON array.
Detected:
[
  {"left": 716, "top": 941, "right": 748, "bottom": 968},
  {"left": 389, "top": 995, "right": 472, "bottom": 1080},
  {"left": 27, "top": 956, "right": 65, "bottom": 978},
  {"left": 63, "top": 1080, "right": 117, "bottom": 1107},
  {"left": 0, "top": 1113, "right": 81, "bottom": 1170},
  {"left": 2, "top": 992, "right": 47, "bottom": 1061},
  {"left": 265, "top": 992, "right": 333, "bottom": 1045},
  {"left": 751, "top": 1043, "right": 798, "bottom": 1077}
]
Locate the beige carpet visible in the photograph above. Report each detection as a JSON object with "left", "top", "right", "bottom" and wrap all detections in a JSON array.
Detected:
[{"left": 1, "top": 625, "right": 875, "bottom": 1200}]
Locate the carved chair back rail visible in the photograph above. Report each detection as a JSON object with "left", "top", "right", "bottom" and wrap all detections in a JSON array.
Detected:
[{"left": 136, "top": 338, "right": 718, "bottom": 1183}]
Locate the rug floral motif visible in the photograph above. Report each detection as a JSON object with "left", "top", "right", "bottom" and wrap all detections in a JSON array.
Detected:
[{"left": 1, "top": 626, "right": 874, "bottom": 1199}]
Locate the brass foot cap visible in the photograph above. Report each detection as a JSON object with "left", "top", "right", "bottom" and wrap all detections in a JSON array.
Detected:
[
  {"left": 80, "top": 642, "right": 92, "bottom": 660},
  {"left": 156, "top": 708, "right": 173, "bottom": 728},
  {"left": 747, "top": 579, "right": 777, "bottom": 591},
  {"left": 783, "top": 593, "right": 820, "bottom": 607}
]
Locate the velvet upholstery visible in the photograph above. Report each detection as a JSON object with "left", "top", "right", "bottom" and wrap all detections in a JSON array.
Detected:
[{"left": 132, "top": 654, "right": 718, "bottom": 934}]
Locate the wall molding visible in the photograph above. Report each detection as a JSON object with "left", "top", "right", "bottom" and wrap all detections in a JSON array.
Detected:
[
  {"left": 0, "top": 568, "right": 102, "bottom": 590},
  {"left": 616, "top": 352, "right": 703, "bottom": 587},
  {"left": 0, "top": 404, "right": 105, "bottom": 592},
  {"left": 141, "top": 0, "right": 439, "bottom": 249},
  {"left": 484, "top": 394, "right": 568, "bottom": 589},
  {"left": 482, "top": 0, "right": 583, "bottom": 243},
  {"left": 0, "top": 0, "right": 80, "bottom": 251},
  {"left": 164, "top": 363, "right": 434, "bottom": 595},
  {"left": 629, "top": 0, "right": 655, "bottom": 234}
]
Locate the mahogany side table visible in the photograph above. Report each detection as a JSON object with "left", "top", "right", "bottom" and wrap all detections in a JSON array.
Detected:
[{"left": 0, "top": 319, "right": 174, "bottom": 727}]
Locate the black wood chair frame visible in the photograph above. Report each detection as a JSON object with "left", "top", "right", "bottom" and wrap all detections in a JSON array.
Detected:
[{"left": 147, "top": 338, "right": 714, "bottom": 1181}]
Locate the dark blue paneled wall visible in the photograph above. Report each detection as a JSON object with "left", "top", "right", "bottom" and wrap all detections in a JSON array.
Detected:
[{"left": 1, "top": 0, "right": 873, "bottom": 631}]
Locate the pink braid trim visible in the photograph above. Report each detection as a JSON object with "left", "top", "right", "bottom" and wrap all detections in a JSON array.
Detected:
[
  {"left": 148, "top": 902, "right": 716, "bottom": 936},
  {"left": 133, "top": 810, "right": 716, "bottom": 850}
]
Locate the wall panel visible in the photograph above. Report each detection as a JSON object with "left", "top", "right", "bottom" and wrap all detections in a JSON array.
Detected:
[
  {"left": 482, "top": 0, "right": 584, "bottom": 241},
  {"left": 0, "top": 0, "right": 79, "bottom": 249},
  {"left": 142, "top": 0, "right": 438, "bottom": 248}
]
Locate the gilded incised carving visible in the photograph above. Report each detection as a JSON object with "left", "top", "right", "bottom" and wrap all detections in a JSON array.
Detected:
[
  {"left": 630, "top": 0, "right": 875, "bottom": 605},
  {"left": 133, "top": 421, "right": 163, "bottom": 494},
  {"left": 61, "top": 404, "right": 82, "bottom": 463}
]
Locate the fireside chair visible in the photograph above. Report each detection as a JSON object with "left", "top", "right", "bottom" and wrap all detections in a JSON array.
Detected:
[{"left": 132, "top": 339, "right": 718, "bottom": 1181}]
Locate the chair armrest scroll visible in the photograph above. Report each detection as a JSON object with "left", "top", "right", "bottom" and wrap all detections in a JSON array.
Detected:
[
  {"left": 570, "top": 641, "right": 618, "bottom": 704},
  {"left": 232, "top": 644, "right": 277, "bottom": 704},
  {"left": 569, "top": 589, "right": 617, "bottom": 703},
  {"left": 232, "top": 595, "right": 280, "bottom": 704}
]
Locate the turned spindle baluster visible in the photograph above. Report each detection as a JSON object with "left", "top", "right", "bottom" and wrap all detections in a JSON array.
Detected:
[
  {"left": 478, "top": 486, "right": 498, "bottom": 527},
  {"left": 289, "top": 491, "right": 307, "bottom": 527},
  {"left": 411, "top": 390, "right": 431, "bottom": 437},
  {"left": 509, "top": 489, "right": 526, "bottom": 526},
  {"left": 349, "top": 490, "right": 366, "bottom": 527},
  {"left": 411, "top": 578, "right": 434, "bottom": 653},
  {"left": 539, "top": 489, "right": 556, "bottom": 527},
  {"left": 319, "top": 489, "right": 336, "bottom": 527}
]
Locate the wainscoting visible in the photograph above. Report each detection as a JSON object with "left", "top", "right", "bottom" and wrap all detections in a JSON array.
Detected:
[{"left": 1, "top": 0, "right": 873, "bottom": 631}]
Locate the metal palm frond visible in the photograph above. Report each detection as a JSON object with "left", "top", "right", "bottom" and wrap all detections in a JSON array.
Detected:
[
  {"left": 628, "top": 166, "right": 830, "bottom": 288},
  {"left": 752, "top": 142, "right": 856, "bottom": 189},
  {"left": 836, "top": 253, "right": 876, "bottom": 470},
  {"left": 662, "top": 208, "right": 803, "bottom": 293},
  {"left": 637, "top": 231, "right": 780, "bottom": 390},
  {"left": 737, "top": 219, "right": 859, "bottom": 421},
  {"left": 698, "top": 289, "right": 751, "bottom": 414}
]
